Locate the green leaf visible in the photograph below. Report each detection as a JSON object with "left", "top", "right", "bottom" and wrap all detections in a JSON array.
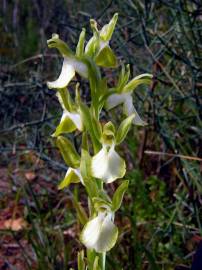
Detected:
[
  {"left": 56, "top": 136, "right": 80, "bottom": 168},
  {"left": 80, "top": 149, "right": 98, "bottom": 198},
  {"left": 122, "top": 74, "right": 153, "bottom": 93},
  {"left": 81, "top": 131, "right": 88, "bottom": 151},
  {"left": 79, "top": 102, "right": 101, "bottom": 151},
  {"left": 116, "top": 114, "right": 135, "bottom": 145},
  {"left": 73, "top": 199, "right": 88, "bottom": 226},
  {"left": 57, "top": 88, "right": 74, "bottom": 112},
  {"left": 91, "top": 114, "right": 102, "bottom": 141},
  {"left": 112, "top": 180, "right": 129, "bottom": 212},
  {"left": 95, "top": 46, "right": 117, "bottom": 68},
  {"left": 79, "top": 102, "right": 93, "bottom": 130},
  {"left": 77, "top": 250, "right": 85, "bottom": 270},
  {"left": 76, "top": 28, "right": 86, "bottom": 57},
  {"left": 80, "top": 149, "right": 91, "bottom": 180},
  {"left": 100, "top": 13, "right": 118, "bottom": 41}
]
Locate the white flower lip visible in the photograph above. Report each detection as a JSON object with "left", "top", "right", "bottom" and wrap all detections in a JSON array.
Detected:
[
  {"left": 81, "top": 211, "right": 118, "bottom": 253},
  {"left": 123, "top": 94, "right": 147, "bottom": 126},
  {"left": 47, "top": 57, "right": 88, "bottom": 89},
  {"left": 91, "top": 144, "right": 126, "bottom": 183},
  {"left": 106, "top": 92, "right": 147, "bottom": 126},
  {"left": 47, "top": 57, "right": 75, "bottom": 89}
]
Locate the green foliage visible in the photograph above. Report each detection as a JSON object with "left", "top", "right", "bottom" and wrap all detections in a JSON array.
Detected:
[
  {"left": 56, "top": 136, "right": 80, "bottom": 168},
  {"left": 112, "top": 180, "right": 129, "bottom": 212}
]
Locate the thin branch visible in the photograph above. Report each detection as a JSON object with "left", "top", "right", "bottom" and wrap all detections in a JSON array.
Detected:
[{"left": 144, "top": 150, "right": 202, "bottom": 162}]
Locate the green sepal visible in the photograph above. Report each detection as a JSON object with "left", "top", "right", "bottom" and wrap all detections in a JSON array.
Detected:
[
  {"left": 116, "top": 114, "right": 135, "bottom": 145},
  {"left": 116, "top": 64, "right": 130, "bottom": 93},
  {"left": 85, "top": 36, "right": 98, "bottom": 57},
  {"left": 77, "top": 250, "right": 85, "bottom": 270},
  {"left": 93, "top": 256, "right": 101, "bottom": 270},
  {"left": 76, "top": 28, "right": 86, "bottom": 57},
  {"left": 102, "top": 121, "right": 115, "bottom": 145},
  {"left": 92, "top": 197, "right": 111, "bottom": 212},
  {"left": 52, "top": 117, "right": 76, "bottom": 137},
  {"left": 122, "top": 74, "right": 153, "bottom": 93},
  {"left": 85, "top": 20, "right": 99, "bottom": 57},
  {"left": 97, "top": 190, "right": 112, "bottom": 204},
  {"left": 95, "top": 46, "right": 117, "bottom": 68},
  {"left": 112, "top": 180, "right": 129, "bottom": 212},
  {"left": 47, "top": 34, "right": 73, "bottom": 56},
  {"left": 58, "top": 169, "right": 80, "bottom": 189},
  {"left": 103, "top": 121, "right": 115, "bottom": 136},
  {"left": 56, "top": 136, "right": 80, "bottom": 168},
  {"left": 73, "top": 199, "right": 88, "bottom": 226},
  {"left": 100, "top": 13, "right": 118, "bottom": 41}
]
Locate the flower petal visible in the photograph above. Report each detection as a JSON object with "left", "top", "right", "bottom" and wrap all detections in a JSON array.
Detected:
[
  {"left": 70, "top": 58, "right": 88, "bottom": 79},
  {"left": 105, "top": 93, "right": 126, "bottom": 110},
  {"left": 53, "top": 110, "right": 83, "bottom": 137},
  {"left": 80, "top": 214, "right": 103, "bottom": 249},
  {"left": 80, "top": 212, "right": 118, "bottom": 253},
  {"left": 91, "top": 146, "right": 126, "bottom": 183},
  {"left": 94, "top": 213, "right": 118, "bottom": 253},
  {"left": 66, "top": 111, "right": 83, "bottom": 131},
  {"left": 123, "top": 94, "right": 147, "bottom": 126},
  {"left": 47, "top": 57, "right": 75, "bottom": 89},
  {"left": 95, "top": 45, "right": 117, "bottom": 68},
  {"left": 58, "top": 168, "right": 82, "bottom": 189},
  {"left": 52, "top": 112, "right": 76, "bottom": 137}
]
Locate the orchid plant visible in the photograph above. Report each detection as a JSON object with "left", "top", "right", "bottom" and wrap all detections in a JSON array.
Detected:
[{"left": 47, "top": 13, "right": 152, "bottom": 270}]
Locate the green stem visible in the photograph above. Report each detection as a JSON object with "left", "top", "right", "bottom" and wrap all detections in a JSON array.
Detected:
[{"left": 101, "top": 252, "right": 106, "bottom": 270}]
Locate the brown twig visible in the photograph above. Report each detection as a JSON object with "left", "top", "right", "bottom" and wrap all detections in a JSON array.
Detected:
[{"left": 144, "top": 150, "right": 202, "bottom": 162}]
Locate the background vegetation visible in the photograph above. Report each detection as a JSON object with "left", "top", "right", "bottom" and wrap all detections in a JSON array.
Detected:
[{"left": 0, "top": 0, "right": 201, "bottom": 269}]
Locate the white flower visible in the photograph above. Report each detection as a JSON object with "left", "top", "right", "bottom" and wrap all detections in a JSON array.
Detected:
[
  {"left": 52, "top": 91, "right": 83, "bottom": 136},
  {"left": 80, "top": 211, "right": 118, "bottom": 253},
  {"left": 58, "top": 167, "right": 84, "bottom": 189},
  {"left": 91, "top": 144, "right": 126, "bottom": 183},
  {"left": 106, "top": 92, "right": 147, "bottom": 126},
  {"left": 47, "top": 57, "right": 88, "bottom": 89},
  {"left": 47, "top": 34, "right": 88, "bottom": 90}
]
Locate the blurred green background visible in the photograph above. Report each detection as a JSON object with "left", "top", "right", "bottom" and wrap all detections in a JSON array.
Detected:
[{"left": 0, "top": 0, "right": 201, "bottom": 269}]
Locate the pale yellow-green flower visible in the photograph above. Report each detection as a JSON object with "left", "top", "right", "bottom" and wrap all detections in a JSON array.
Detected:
[
  {"left": 80, "top": 210, "right": 118, "bottom": 253},
  {"left": 91, "top": 143, "right": 126, "bottom": 183},
  {"left": 58, "top": 167, "right": 84, "bottom": 190},
  {"left": 47, "top": 34, "right": 88, "bottom": 90}
]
